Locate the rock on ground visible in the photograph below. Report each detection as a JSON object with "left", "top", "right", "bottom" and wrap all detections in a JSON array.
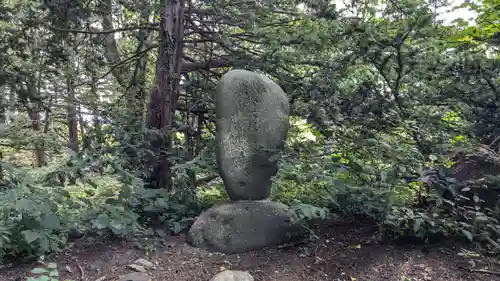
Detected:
[
  {"left": 187, "top": 200, "right": 306, "bottom": 253},
  {"left": 116, "top": 272, "right": 150, "bottom": 281},
  {"left": 126, "top": 264, "right": 146, "bottom": 272},
  {"left": 215, "top": 69, "right": 290, "bottom": 201},
  {"left": 133, "top": 258, "right": 154, "bottom": 269},
  {"left": 210, "top": 270, "right": 254, "bottom": 281}
]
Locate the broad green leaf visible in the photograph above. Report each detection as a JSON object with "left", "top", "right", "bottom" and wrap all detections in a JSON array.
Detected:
[
  {"left": 38, "top": 276, "right": 50, "bottom": 281},
  {"left": 93, "top": 214, "right": 110, "bottom": 229},
  {"left": 22, "top": 230, "right": 40, "bottom": 244},
  {"left": 15, "top": 198, "right": 35, "bottom": 211},
  {"left": 30, "top": 267, "right": 49, "bottom": 274},
  {"left": 461, "top": 229, "right": 473, "bottom": 242},
  {"left": 47, "top": 263, "right": 57, "bottom": 270},
  {"left": 41, "top": 214, "right": 61, "bottom": 230},
  {"left": 413, "top": 219, "right": 421, "bottom": 234},
  {"left": 172, "top": 222, "right": 184, "bottom": 234}
]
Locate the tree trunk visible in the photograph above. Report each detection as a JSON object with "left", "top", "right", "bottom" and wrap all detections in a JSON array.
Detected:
[
  {"left": 89, "top": 81, "right": 103, "bottom": 145},
  {"left": 0, "top": 95, "right": 5, "bottom": 180},
  {"left": 24, "top": 78, "right": 47, "bottom": 167},
  {"left": 98, "top": 0, "right": 153, "bottom": 173},
  {"left": 144, "top": 0, "right": 185, "bottom": 189},
  {"left": 28, "top": 106, "right": 46, "bottom": 167},
  {"left": 77, "top": 103, "right": 86, "bottom": 139},
  {"left": 66, "top": 76, "right": 79, "bottom": 153}
]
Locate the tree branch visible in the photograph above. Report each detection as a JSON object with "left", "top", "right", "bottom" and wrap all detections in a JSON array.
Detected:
[
  {"left": 52, "top": 26, "right": 158, "bottom": 34},
  {"left": 97, "top": 0, "right": 128, "bottom": 87},
  {"left": 196, "top": 174, "right": 219, "bottom": 186},
  {"left": 99, "top": 46, "right": 156, "bottom": 81},
  {"left": 180, "top": 57, "right": 234, "bottom": 73}
]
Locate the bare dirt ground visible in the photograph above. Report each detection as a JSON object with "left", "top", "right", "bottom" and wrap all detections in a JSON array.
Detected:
[{"left": 1, "top": 218, "right": 499, "bottom": 281}]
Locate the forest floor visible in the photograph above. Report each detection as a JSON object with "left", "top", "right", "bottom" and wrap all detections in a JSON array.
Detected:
[{"left": 1, "top": 218, "right": 500, "bottom": 281}]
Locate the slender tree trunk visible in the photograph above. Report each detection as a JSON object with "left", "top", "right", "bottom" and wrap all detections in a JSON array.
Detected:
[
  {"left": 66, "top": 76, "right": 79, "bottom": 153},
  {"left": 0, "top": 95, "right": 5, "bottom": 125},
  {"left": 25, "top": 79, "right": 47, "bottom": 167},
  {"left": 89, "top": 81, "right": 102, "bottom": 144},
  {"left": 28, "top": 106, "right": 46, "bottom": 167},
  {"left": 98, "top": 0, "right": 153, "bottom": 174},
  {"left": 0, "top": 95, "right": 5, "bottom": 180},
  {"left": 43, "top": 94, "right": 54, "bottom": 135},
  {"left": 184, "top": 109, "right": 196, "bottom": 192},
  {"left": 77, "top": 103, "right": 86, "bottom": 138},
  {"left": 98, "top": 0, "right": 150, "bottom": 121},
  {"left": 145, "top": 0, "right": 185, "bottom": 190}
]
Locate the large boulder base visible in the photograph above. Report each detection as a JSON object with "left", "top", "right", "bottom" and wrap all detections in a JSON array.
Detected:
[
  {"left": 187, "top": 201, "right": 306, "bottom": 253},
  {"left": 215, "top": 69, "right": 290, "bottom": 201}
]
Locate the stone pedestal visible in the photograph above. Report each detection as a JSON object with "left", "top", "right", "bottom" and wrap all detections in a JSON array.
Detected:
[{"left": 187, "top": 201, "right": 306, "bottom": 253}]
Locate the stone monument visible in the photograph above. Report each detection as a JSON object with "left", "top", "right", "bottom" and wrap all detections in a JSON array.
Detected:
[{"left": 187, "top": 69, "right": 306, "bottom": 253}]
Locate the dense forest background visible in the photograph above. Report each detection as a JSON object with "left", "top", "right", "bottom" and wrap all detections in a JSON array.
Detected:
[{"left": 0, "top": 0, "right": 499, "bottom": 261}]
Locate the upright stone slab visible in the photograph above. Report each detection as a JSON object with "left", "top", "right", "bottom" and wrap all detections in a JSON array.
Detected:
[{"left": 215, "top": 69, "right": 290, "bottom": 201}]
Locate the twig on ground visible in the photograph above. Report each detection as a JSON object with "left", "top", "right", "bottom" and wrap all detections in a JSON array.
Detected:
[
  {"left": 470, "top": 268, "right": 500, "bottom": 275},
  {"left": 76, "top": 263, "right": 85, "bottom": 281},
  {"left": 485, "top": 236, "right": 500, "bottom": 252}
]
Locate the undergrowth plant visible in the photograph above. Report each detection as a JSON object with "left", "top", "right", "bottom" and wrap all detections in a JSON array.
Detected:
[
  {"left": 28, "top": 262, "right": 72, "bottom": 281},
  {"left": 0, "top": 153, "right": 205, "bottom": 261}
]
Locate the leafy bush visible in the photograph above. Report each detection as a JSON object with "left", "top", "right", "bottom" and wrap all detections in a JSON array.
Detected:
[
  {"left": 28, "top": 262, "right": 63, "bottom": 281},
  {"left": 290, "top": 202, "right": 329, "bottom": 221},
  {"left": 0, "top": 152, "right": 206, "bottom": 261},
  {"left": 0, "top": 166, "right": 70, "bottom": 260},
  {"left": 131, "top": 186, "right": 206, "bottom": 234},
  {"left": 382, "top": 171, "right": 500, "bottom": 253}
]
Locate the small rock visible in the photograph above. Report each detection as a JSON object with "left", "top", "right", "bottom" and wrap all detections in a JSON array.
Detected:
[
  {"left": 126, "top": 264, "right": 147, "bottom": 272},
  {"left": 210, "top": 270, "right": 254, "bottom": 281},
  {"left": 117, "top": 272, "right": 150, "bottom": 281},
  {"left": 163, "top": 241, "right": 177, "bottom": 248},
  {"left": 65, "top": 265, "right": 73, "bottom": 273},
  {"left": 68, "top": 228, "right": 84, "bottom": 239},
  {"left": 89, "top": 263, "right": 101, "bottom": 272},
  {"left": 133, "top": 258, "right": 154, "bottom": 269},
  {"left": 94, "top": 277, "right": 106, "bottom": 281}
]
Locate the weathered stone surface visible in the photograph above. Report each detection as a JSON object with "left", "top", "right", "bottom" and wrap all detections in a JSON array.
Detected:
[
  {"left": 210, "top": 270, "right": 254, "bottom": 281},
  {"left": 187, "top": 201, "right": 306, "bottom": 253},
  {"left": 126, "top": 264, "right": 146, "bottom": 272},
  {"left": 215, "top": 69, "right": 290, "bottom": 201},
  {"left": 133, "top": 258, "right": 155, "bottom": 269},
  {"left": 117, "top": 272, "right": 150, "bottom": 281}
]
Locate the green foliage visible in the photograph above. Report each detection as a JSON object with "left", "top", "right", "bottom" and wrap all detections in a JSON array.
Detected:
[
  {"left": 290, "top": 202, "right": 329, "bottom": 222},
  {"left": 131, "top": 186, "right": 206, "bottom": 234},
  {"left": 0, "top": 0, "right": 500, "bottom": 263},
  {"left": 0, "top": 166, "right": 69, "bottom": 260},
  {"left": 28, "top": 262, "right": 72, "bottom": 281},
  {"left": 0, "top": 149, "right": 204, "bottom": 260}
]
